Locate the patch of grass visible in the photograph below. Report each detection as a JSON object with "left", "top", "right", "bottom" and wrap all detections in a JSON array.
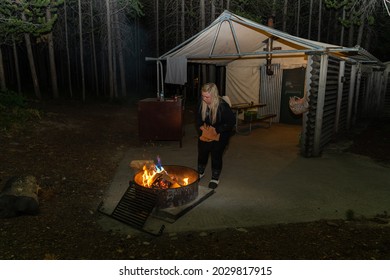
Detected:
[{"left": 0, "top": 90, "right": 42, "bottom": 133}]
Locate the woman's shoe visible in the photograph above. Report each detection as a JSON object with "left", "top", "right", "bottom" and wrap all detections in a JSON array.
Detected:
[{"left": 208, "top": 179, "right": 219, "bottom": 189}]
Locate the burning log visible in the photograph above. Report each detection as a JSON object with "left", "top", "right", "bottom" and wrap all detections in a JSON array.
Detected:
[
  {"left": 131, "top": 165, "right": 199, "bottom": 209},
  {"left": 151, "top": 172, "right": 181, "bottom": 189}
]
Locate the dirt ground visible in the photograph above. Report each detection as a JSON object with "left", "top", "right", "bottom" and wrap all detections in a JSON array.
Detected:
[{"left": 0, "top": 101, "right": 389, "bottom": 260}]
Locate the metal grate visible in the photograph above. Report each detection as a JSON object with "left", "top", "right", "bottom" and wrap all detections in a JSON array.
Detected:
[{"left": 111, "top": 185, "right": 158, "bottom": 230}]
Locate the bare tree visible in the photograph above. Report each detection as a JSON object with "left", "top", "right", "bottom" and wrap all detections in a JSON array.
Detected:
[
  {"left": 340, "top": 5, "right": 346, "bottom": 45},
  {"left": 0, "top": 47, "right": 5, "bottom": 92},
  {"left": 351, "top": 0, "right": 383, "bottom": 17},
  {"left": 348, "top": 10, "right": 355, "bottom": 47},
  {"left": 211, "top": 0, "right": 216, "bottom": 20},
  {"left": 296, "top": 0, "right": 301, "bottom": 36},
  {"left": 318, "top": 0, "right": 322, "bottom": 41},
  {"left": 356, "top": 13, "right": 365, "bottom": 46},
  {"left": 46, "top": 7, "right": 59, "bottom": 99},
  {"left": 113, "top": 0, "right": 126, "bottom": 97},
  {"left": 64, "top": 0, "right": 73, "bottom": 98},
  {"left": 106, "top": 0, "right": 114, "bottom": 99},
  {"left": 283, "top": 0, "right": 288, "bottom": 32},
  {"left": 308, "top": 0, "right": 313, "bottom": 39},
  {"left": 200, "top": 0, "right": 205, "bottom": 29},
  {"left": 90, "top": 0, "right": 99, "bottom": 96},
  {"left": 21, "top": 11, "right": 41, "bottom": 99},
  {"left": 181, "top": 0, "right": 185, "bottom": 41},
  {"left": 78, "top": 0, "right": 86, "bottom": 101},
  {"left": 12, "top": 39, "right": 22, "bottom": 94},
  {"left": 156, "top": 0, "right": 159, "bottom": 56}
]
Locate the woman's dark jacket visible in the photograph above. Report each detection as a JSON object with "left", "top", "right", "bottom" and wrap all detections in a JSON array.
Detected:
[{"left": 197, "top": 98, "right": 236, "bottom": 144}]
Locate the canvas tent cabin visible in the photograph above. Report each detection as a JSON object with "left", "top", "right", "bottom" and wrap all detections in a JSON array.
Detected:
[{"left": 146, "top": 10, "right": 385, "bottom": 157}]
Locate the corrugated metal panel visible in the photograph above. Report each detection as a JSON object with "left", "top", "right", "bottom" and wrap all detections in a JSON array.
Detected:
[
  {"left": 302, "top": 55, "right": 320, "bottom": 157},
  {"left": 383, "top": 71, "right": 390, "bottom": 118},
  {"left": 259, "top": 64, "right": 282, "bottom": 122},
  {"left": 319, "top": 56, "right": 339, "bottom": 150}
]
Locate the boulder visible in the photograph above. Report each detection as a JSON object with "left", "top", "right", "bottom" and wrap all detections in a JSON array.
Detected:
[{"left": 0, "top": 175, "right": 40, "bottom": 218}]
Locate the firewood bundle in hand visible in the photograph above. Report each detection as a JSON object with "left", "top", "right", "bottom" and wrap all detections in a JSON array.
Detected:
[{"left": 199, "top": 124, "right": 220, "bottom": 142}]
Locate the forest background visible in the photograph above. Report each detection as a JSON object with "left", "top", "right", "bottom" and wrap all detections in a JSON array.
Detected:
[{"left": 0, "top": 0, "right": 389, "bottom": 102}]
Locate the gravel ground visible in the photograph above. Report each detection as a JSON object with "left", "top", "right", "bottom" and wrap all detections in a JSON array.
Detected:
[{"left": 0, "top": 101, "right": 389, "bottom": 260}]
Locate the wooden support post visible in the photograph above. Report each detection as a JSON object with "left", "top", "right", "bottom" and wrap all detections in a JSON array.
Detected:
[
  {"left": 352, "top": 63, "right": 362, "bottom": 125},
  {"left": 335, "top": 60, "right": 345, "bottom": 133},
  {"left": 347, "top": 64, "right": 357, "bottom": 129}
]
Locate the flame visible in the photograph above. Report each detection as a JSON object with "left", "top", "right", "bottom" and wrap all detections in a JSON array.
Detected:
[
  {"left": 142, "top": 164, "right": 165, "bottom": 187},
  {"left": 141, "top": 157, "right": 190, "bottom": 188}
]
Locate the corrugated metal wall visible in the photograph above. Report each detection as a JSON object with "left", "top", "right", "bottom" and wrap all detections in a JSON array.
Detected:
[
  {"left": 301, "top": 54, "right": 387, "bottom": 157},
  {"left": 302, "top": 54, "right": 355, "bottom": 157},
  {"left": 259, "top": 64, "right": 282, "bottom": 122},
  {"left": 319, "top": 56, "right": 340, "bottom": 149},
  {"left": 302, "top": 55, "right": 320, "bottom": 157},
  {"left": 384, "top": 70, "right": 390, "bottom": 119}
]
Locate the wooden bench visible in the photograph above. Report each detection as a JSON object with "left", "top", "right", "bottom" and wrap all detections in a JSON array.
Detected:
[{"left": 236, "top": 113, "right": 277, "bottom": 134}]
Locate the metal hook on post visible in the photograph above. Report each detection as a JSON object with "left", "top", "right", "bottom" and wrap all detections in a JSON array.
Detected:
[
  {"left": 266, "top": 37, "right": 274, "bottom": 76},
  {"left": 156, "top": 60, "right": 165, "bottom": 99}
]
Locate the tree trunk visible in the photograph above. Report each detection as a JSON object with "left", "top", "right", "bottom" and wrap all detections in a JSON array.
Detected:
[
  {"left": 135, "top": 16, "right": 140, "bottom": 93},
  {"left": 64, "top": 0, "right": 73, "bottom": 98},
  {"left": 317, "top": 0, "right": 322, "bottom": 41},
  {"left": 211, "top": 0, "right": 216, "bottom": 20},
  {"left": 106, "top": 0, "right": 114, "bottom": 98},
  {"left": 282, "top": 0, "right": 288, "bottom": 32},
  {"left": 200, "top": 0, "right": 206, "bottom": 84},
  {"left": 0, "top": 46, "right": 6, "bottom": 92},
  {"left": 24, "top": 33, "right": 41, "bottom": 99},
  {"left": 46, "top": 7, "right": 59, "bottom": 99},
  {"left": 363, "top": 27, "right": 371, "bottom": 50},
  {"left": 112, "top": 33, "right": 118, "bottom": 98},
  {"left": 114, "top": 4, "right": 126, "bottom": 97},
  {"left": 340, "top": 6, "right": 346, "bottom": 45},
  {"left": 78, "top": 0, "right": 86, "bottom": 101},
  {"left": 200, "top": 0, "right": 205, "bottom": 29},
  {"left": 155, "top": 0, "right": 159, "bottom": 56},
  {"left": 296, "top": 0, "right": 301, "bottom": 36},
  {"left": 326, "top": 9, "right": 332, "bottom": 43},
  {"left": 90, "top": 0, "right": 99, "bottom": 96},
  {"left": 348, "top": 25, "right": 355, "bottom": 47},
  {"left": 12, "top": 39, "right": 22, "bottom": 94},
  {"left": 356, "top": 14, "right": 365, "bottom": 46},
  {"left": 22, "top": 12, "right": 41, "bottom": 99},
  {"left": 181, "top": 0, "right": 185, "bottom": 42},
  {"left": 348, "top": 12, "right": 355, "bottom": 47},
  {"left": 176, "top": 0, "right": 179, "bottom": 45},
  {"left": 308, "top": 0, "right": 313, "bottom": 39},
  {"left": 163, "top": 1, "right": 167, "bottom": 50}
]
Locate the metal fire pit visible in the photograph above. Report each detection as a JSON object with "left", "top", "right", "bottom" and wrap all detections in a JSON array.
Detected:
[
  {"left": 130, "top": 165, "right": 199, "bottom": 209},
  {"left": 107, "top": 164, "right": 214, "bottom": 235}
]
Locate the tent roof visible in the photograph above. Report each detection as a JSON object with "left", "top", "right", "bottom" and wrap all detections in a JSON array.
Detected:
[{"left": 155, "top": 10, "right": 381, "bottom": 65}]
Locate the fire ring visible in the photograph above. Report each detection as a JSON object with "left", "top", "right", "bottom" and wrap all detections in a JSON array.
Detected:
[{"left": 131, "top": 165, "right": 199, "bottom": 209}]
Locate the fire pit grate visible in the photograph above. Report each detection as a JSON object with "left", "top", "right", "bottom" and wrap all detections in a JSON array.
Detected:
[{"left": 110, "top": 186, "right": 160, "bottom": 232}]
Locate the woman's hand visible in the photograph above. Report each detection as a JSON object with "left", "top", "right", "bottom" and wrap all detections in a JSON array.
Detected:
[{"left": 200, "top": 124, "right": 220, "bottom": 141}]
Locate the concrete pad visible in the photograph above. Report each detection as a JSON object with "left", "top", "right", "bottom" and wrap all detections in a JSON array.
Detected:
[{"left": 98, "top": 123, "right": 390, "bottom": 235}]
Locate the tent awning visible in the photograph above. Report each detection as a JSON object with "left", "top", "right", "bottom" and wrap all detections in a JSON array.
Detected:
[{"left": 147, "top": 10, "right": 380, "bottom": 65}]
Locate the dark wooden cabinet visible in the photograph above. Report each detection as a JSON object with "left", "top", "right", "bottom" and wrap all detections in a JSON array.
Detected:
[{"left": 138, "top": 98, "right": 184, "bottom": 147}]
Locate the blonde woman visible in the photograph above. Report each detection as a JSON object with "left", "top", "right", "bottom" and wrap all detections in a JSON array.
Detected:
[{"left": 197, "top": 83, "right": 235, "bottom": 189}]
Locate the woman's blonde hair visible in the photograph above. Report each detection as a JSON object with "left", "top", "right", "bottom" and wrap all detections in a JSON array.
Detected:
[{"left": 201, "top": 83, "right": 220, "bottom": 124}]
